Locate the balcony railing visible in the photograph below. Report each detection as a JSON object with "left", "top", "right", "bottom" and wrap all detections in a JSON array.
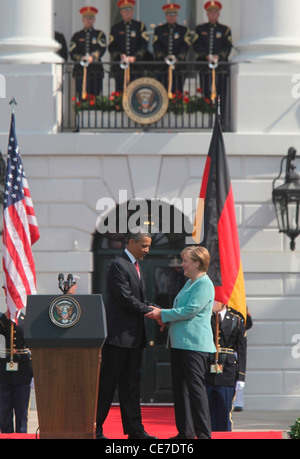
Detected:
[{"left": 60, "top": 61, "right": 231, "bottom": 132}]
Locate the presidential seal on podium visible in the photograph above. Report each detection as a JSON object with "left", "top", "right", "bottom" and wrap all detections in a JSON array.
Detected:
[
  {"left": 49, "top": 295, "right": 81, "bottom": 328},
  {"left": 122, "top": 77, "right": 169, "bottom": 125}
]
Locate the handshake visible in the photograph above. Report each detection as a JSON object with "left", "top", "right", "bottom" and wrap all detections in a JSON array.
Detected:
[{"left": 145, "top": 306, "right": 165, "bottom": 331}]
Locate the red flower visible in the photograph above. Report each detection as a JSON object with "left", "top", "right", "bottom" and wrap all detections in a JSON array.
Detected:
[{"left": 110, "top": 91, "right": 122, "bottom": 98}]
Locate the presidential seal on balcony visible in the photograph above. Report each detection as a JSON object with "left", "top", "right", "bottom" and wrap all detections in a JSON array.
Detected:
[
  {"left": 122, "top": 77, "right": 169, "bottom": 124},
  {"left": 49, "top": 296, "right": 81, "bottom": 328}
]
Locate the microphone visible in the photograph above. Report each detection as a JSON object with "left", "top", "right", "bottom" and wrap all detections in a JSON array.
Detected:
[
  {"left": 67, "top": 274, "right": 73, "bottom": 289},
  {"left": 58, "top": 273, "right": 64, "bottom": 292}
]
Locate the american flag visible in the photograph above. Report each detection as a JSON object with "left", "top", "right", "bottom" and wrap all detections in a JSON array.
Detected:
[{"left": 2, "top": 113, "right": 40, "bottom": 322}]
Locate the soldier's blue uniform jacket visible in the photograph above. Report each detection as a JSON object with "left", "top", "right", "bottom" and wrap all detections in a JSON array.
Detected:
[
  {"left": 205, "top": 306, "right": 247, "bottom": 432},
  {"left": 109, "top": 20, "right": 150, "bottom": 61},
  {"left": 0, "top": 312, "right": 32, "bottom": 385},
  {"left": 69, "top": 27, "right": 107, "bottom": 96},
  {"left": 70, "top": 27, "right": 106, "bottom": 63},
  {"left": 153, "top": 23, "right": 191, "bottom": 61},
  {"left": 206, "top": 307, "right": 247, "bottom": 387},
  {"left": 193, "top": 22, "right": 232, "bottom": 62},
  {"left": 0, "top": 312, "right": 33, "bottom": 433}
]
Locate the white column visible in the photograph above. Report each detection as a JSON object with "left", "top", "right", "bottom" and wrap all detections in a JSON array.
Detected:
[
  {"left": 0, "top": 0, "right": 61, "bottom": 63},
  {"left": 235, "top": 0, "right": 300, "bottom": 62},
  {"left": 229, "top": 0, "right": 300, "bottom": 133}
]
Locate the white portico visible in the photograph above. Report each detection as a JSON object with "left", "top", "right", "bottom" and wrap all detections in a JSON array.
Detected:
[
  {"left": 0, "top": 0, "right": 61, "bottom": 64},
  {"left": 230, "top": 0, "right": 300, "bottom": 133},
  {"left": 0, "top": 0, "right": 64, "bottom": 133},
  {"left": 235, "top": 0, "right": 300, "bottom": 62}
]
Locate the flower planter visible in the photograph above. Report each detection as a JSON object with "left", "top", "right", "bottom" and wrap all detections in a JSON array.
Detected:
[
  {"left": 158, "top": 112, "right": 213, "bottom": 129},
  {"left": 77, "top": 110, "right": 213, "bottom": 130}
]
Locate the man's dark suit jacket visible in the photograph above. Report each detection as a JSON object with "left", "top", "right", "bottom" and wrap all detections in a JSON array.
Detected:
[{"left": 104, "top": 251, "right": 152, "bottom": 349}]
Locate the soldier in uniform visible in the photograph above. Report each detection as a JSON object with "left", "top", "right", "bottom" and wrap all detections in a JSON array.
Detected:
[
  {"left": 55, "top": 31, "right": 68, "bottom": 62},
  {"left": 69, "top": 6, "right": 107, "bottom": 98},
  {"left": 153, "top": 3, "right": 191, "bottom": 94},
  {"left": 205, "top": 301, "right": 247, "bottom": 432},
  {"left": 193, "top": 1, "right": 232, "bottom": 118},
  {"left": 109, "top": 0, "right": 152, "bottom": 93},
  {"left": 0, "top": 311, "right": 33, "bottom": 433},
  {"left": 233, "top": 307, "right": 253, "bottom": 412}
]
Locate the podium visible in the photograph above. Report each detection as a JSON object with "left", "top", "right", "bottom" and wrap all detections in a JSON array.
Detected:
[{"left": 24, "top": 294, "right": 107, "bottom": 439}]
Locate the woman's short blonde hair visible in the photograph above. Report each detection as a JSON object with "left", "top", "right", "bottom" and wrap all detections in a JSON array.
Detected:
[{"left": 181, "top": 246, "right": 210, "bottom": 272}]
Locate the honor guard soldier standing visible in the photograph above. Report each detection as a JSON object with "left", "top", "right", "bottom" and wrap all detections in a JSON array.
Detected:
[
  {"left": 153, "top": 3, "right": 191, "bottom": 94},
  {"left": 206, "top": 301, "right": 247, "bottom": 432},
  {"left": 0, "top": 311, "right": 33, "bottom": 433},
  {"left": 193, "top": 1, "right": 232, "bottom": 123},
  {"left": 109, "top": 0, "right": 152, "bottom": 93},
  {"left": 55, "top": 31, "right": 68, "bottom": 62},
  {"left": 233, "top": 307, "right": 253, "bottom": 411},
  {"left": 69, "top": 6, "right": 107, "bottom": 98}
]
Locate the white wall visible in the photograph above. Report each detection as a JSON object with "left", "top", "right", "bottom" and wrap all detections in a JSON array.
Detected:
[
  {"left": 0, "top": 129, "right": 300, "bottom": 410},
  {"left": 0, "top": 0, "right": 299, "bottom": 410}
]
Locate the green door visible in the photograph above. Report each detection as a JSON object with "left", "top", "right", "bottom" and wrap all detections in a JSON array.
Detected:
[{"left": 141, "top": 255, "right": 185, "bottom": 402}]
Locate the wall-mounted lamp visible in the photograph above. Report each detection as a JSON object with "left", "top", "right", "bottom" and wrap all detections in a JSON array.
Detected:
[{"left": 272, "top": 147, "right": 300, "bottom": 251}]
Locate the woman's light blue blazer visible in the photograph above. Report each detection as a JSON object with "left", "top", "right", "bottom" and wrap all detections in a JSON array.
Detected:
[{"left": 161, "top": 274, "right": 216, "bottom": 353}]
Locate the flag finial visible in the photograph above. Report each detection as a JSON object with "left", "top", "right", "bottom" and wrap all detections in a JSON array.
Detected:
[{"left": 9, "top": 97, "right": 18, "bottom": 112}]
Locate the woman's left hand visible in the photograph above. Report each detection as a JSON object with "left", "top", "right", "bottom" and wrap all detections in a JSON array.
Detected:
[{"left": 145, "top": 306, "right": 162, "bottom": 325}]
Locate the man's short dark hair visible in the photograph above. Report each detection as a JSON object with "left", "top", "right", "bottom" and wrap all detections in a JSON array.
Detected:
[{"left": 126, "top": 228, "right": 152, "bottom": 243}]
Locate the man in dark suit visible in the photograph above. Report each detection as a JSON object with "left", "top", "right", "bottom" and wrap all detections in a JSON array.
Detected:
[
  {"left": 206, "top": 301, "right": 247, "bottom": 432},
  {"left": 96, "top": 230, "right": 157, "bottom": 440}
]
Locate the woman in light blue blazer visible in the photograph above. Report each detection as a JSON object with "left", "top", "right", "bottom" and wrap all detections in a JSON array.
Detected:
[{"left": 146, "top": 246, "right": 215, "bottom": 439}]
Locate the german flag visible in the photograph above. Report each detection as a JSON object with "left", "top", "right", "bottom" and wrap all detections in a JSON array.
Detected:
[{"left": 196, "top": 116, "right": 246, "bottom": 320}]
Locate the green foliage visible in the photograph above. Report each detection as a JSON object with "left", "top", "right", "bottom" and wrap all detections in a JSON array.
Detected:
[
  {"left": 288, "top": 417, "right": 300, "bottom": 439},
  {"left": 169, "top": 89, "right": 215, "bottom": 115},
  {"left": 73, "top": 92, "right": 124, "bottom": 113},
  {"left": 73, "top": 89, "right": 215, "bottom": 115}
]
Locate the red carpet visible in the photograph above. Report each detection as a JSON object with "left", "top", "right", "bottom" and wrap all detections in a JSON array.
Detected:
[
  {"left": 102, "top": 406, "right": 283, "bottom": 440},
  {"left": 0, "top": 406, "right": 283, "bottom": 439}
]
